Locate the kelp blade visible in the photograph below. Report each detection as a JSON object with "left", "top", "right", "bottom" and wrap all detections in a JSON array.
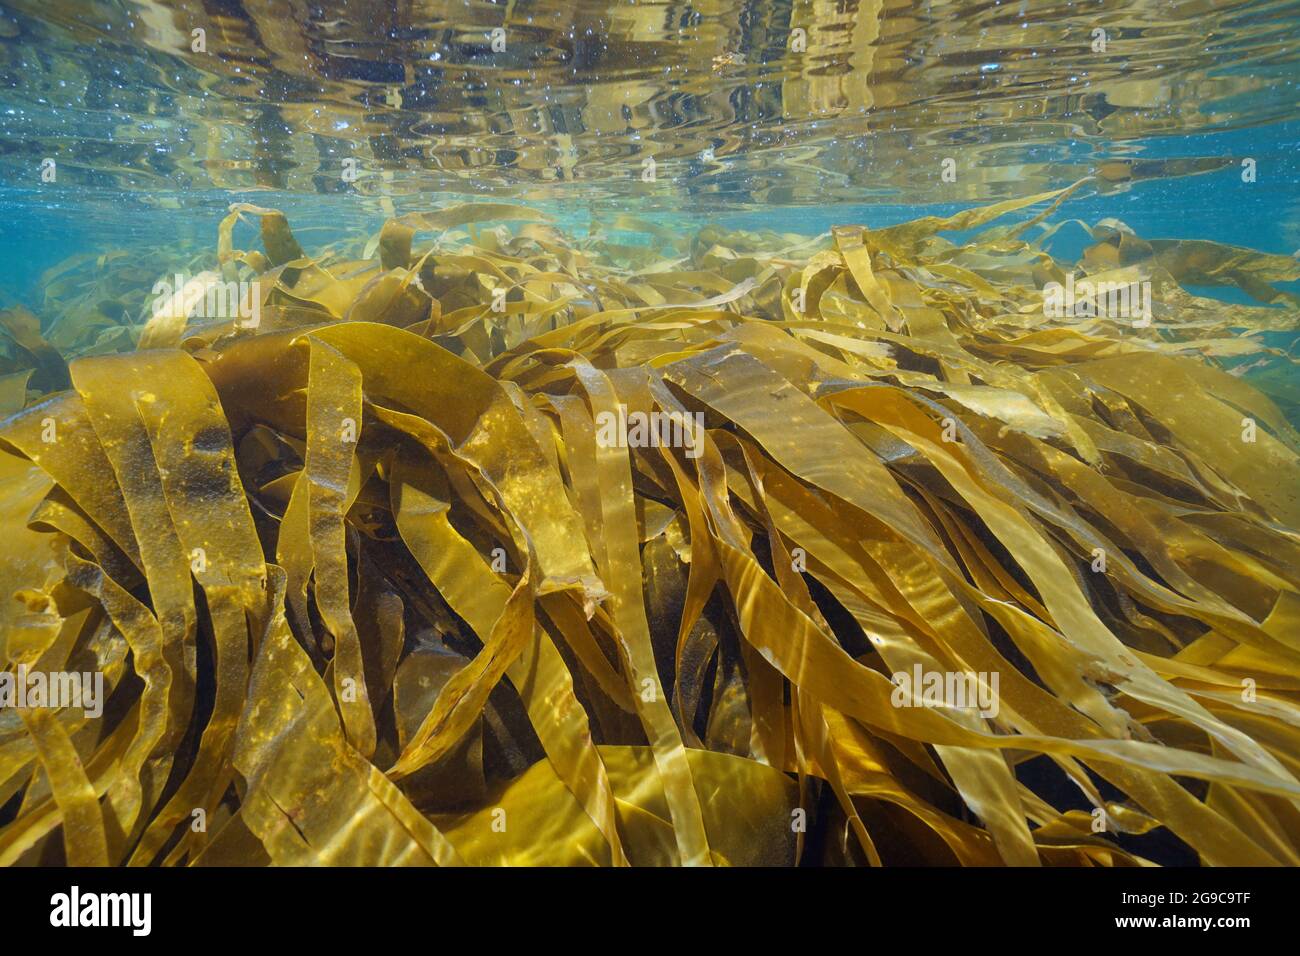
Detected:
[{"left": 0, "top": 194, "right": 1298, "bottom": 867}]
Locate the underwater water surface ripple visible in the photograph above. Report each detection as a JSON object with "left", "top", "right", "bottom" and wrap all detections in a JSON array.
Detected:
[{"left": 0, "top": 0, "right": 1298, "bottom": 873}]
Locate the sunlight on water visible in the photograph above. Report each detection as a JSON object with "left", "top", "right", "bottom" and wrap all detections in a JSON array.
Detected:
[
  {"left": 0, "top": 0, "right": 1299, "bottom": 878},
  {"left": 0, "top": 0, "right": 1298, "bottom": 203}
]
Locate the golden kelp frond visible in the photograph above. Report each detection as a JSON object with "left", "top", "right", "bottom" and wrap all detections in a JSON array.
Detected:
[{"left": 1, "top": 192, "right": 1299, "bottom": 866}]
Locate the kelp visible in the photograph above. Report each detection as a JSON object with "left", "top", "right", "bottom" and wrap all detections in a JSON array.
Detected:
[{"left": 1, "top": 184, "right": 1299, "bottom": 866}]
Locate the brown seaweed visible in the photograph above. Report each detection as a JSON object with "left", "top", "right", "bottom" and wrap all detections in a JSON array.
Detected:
[{"left": 1, "top": 187, "right": 1299, "bottom": 866}]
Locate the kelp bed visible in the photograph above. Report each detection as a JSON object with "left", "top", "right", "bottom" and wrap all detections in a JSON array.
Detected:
[{"left": 2, "top": 183, "right": 1300, "bottom": 867}]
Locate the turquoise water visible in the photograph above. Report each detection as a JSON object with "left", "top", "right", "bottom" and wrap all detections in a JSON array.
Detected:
[
  {"left": 2, "top": 0, "right": 1300, "bottom": 873},
  {"left": 1, "top": 0, "right": 1298, "bottom": 312},
  {"left": 4, "top": 157, "right": 1298, "bottom": 309}
]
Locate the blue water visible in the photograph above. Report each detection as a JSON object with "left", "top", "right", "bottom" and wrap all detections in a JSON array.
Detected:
[
  {"left": 1, "top": 2, "right": 1297, "bottom": 326},
  {"left": 5, "top": 141, "right": 1299, "bottom": 310}
]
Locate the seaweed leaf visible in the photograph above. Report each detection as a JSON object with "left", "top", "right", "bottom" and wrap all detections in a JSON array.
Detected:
[{"left": 2, "top": 191, "right": 1298, "bottom": 866}]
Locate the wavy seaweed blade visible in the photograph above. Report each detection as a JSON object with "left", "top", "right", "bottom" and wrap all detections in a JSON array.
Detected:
[
  {"left": 0, "top": 189, "right": 1297, "bottom": 867},
  {"left": 0, "top": 0, "right": 1298, "bottom": 872}
]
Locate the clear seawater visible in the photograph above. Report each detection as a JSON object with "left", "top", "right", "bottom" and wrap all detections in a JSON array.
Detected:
[
  {"left": 0, "top": 0, "right": 1296, "bottom": 312},
  {"left": 0, "top": 0, "right": 1298, "bottom": 878}
]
